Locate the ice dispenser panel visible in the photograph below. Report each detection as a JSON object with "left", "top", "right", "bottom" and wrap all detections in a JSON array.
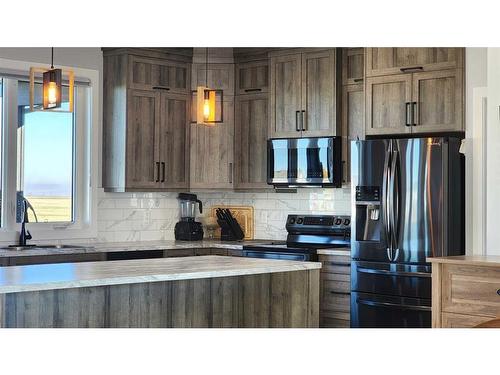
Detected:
[{"left": 355, "top": 186, "right": 381, "bottom": 242}]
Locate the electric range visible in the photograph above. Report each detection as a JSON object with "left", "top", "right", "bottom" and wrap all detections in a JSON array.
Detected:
[{"left": 242, "top": 214, "right": 351, "bottom": 261}]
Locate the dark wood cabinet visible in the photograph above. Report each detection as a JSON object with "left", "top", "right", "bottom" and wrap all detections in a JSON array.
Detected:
[{"left": 234, "top": 93, "right": 269, "bottom": 190}]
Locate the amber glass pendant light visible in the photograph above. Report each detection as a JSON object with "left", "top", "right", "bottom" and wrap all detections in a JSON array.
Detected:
[
  {"left": 195, "top": 48, "right": 223, "bottom": 126},
  {"left": 29, "top": 47, "right": 74, "bottom": 112}
]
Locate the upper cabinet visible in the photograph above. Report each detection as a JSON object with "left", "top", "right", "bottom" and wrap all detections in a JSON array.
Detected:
[
  {"left": 269, "top": 49, "right": 340, "bottom": 138},
  {"left": 236, "top": 60, "right": 269, "bottom": 95},
  {"left": 365, "top": 48, "right": 463, "bottom": 77},
  {"left": 102, "top": 49, "right": 192, "bottom": 192},
  {"left": 365, "top": 48, "right": 464, "bottom": 136},
  {"left": 192, "top": 63, "right": 235, "bottom": 95},
  {"left": 342, "top": 48, "right": 364, "bottom": 85}
]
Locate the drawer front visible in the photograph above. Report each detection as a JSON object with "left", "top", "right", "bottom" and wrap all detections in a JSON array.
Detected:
[
  {"left": 441, "top": 312, "right": 493, "bottom": 328},
  {"left": 320, "top": 317, "right": 350, "bottom": 328},
  {"left": 442, "top": 264, "right": 500, "bottom": 317},
  {"left": 321, "top": 291, "right": 350, "bottom": 312},
  {"left": 319, "top": 255, "right": 351, "bottom": 275},
  {"left": 322, "top": 279, "right": 350, "bottom": 294}
]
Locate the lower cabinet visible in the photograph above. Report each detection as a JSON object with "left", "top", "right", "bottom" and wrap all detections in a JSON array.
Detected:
[{"left": 319, "top": 252, "right": 351, "bottom": 328}]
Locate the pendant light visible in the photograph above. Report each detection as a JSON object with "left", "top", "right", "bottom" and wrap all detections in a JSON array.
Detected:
[
  {"left": 29, "top": 47, "right": 74, "bottom": 112},
  {"left": 196, "top": 48, "right": 223, "bottom": 126}
]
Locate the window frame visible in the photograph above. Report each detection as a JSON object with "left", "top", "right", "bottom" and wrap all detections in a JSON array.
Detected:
[{"left": 0, "top": 57, "right": 99, "bottom": 243}]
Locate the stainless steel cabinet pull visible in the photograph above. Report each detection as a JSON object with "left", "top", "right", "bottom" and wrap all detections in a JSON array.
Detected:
[
  {"left": 229, "top": 162, "right": 233, "bottom": 183},
  {"left": 295, "top": 111, "right": 301, "bottom": 131},
  {"left": 400, "top": 66, "right": 423, "bottom": 73},
  {"left": 405, "top": 103, "right": 412, "bottom": 126},
  {"left": 161, "top": 162, "right": 166, "bottom": 183},
  {"left": 412, "top": 102, "right": 418, "bottom": 126},
  {"left": 301, "top": 110, "right": 306, "bottom": 131},
  {"left": 155, "top": 162, "right": 160, "bottom": 182}
]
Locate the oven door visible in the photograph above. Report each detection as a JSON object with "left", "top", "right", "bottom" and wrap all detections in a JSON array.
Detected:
[
  {"left": 242, "top": 250, "right": 313, "bottom": 261},
  {"left": 267, "top": 137, "right": 341, "bottom": 187},
  {"left": 351, "top": 291, "right": 431, "bottom": 328}
]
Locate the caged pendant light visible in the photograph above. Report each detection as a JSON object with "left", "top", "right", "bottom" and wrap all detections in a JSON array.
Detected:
[
  {"left": 195, "top": 48, "right": 223, "bottom": 126},
  {"left": 29, "top": 47, "right": 74, "bottom": 112}
]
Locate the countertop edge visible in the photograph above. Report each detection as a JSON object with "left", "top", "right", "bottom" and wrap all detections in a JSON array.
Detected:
[{"left": 427, "top": 255, "right": 500, "bottom": 267}]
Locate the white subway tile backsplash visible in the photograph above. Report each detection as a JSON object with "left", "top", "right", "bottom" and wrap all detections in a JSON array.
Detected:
[{"left": 95, "top": 187, "right": 351, "bottom": 242}]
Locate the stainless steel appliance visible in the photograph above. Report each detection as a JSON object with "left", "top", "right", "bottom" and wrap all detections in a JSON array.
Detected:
[
  {"left": 243, "top": 214, "right": 350, "bottom": 261},
  {"left": 351, "top": 137, "right": 464, "bottom": 328},
  {"left": 174, "top": 193, "right": 204, "bottom": 241},
  {"left": 267, "top": 137, "right": 342, "bottom": 188}
]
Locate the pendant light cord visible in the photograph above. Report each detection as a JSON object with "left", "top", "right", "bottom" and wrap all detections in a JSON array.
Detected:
[
  {"left": 51, "top": 47, "right": 54, "bottom": 69},
  {"left": 205, "top": 47, "right": 208, "bottom": 87}
]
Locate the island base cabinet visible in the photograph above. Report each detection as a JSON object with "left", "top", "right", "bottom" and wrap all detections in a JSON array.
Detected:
[{"left": 0, "top": 270, "right": 319, "bottom": 328}]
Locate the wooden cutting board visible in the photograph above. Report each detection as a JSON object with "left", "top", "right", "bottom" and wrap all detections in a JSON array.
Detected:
[{"left": 209, "top": 205, "right": 254, "bottom": 240}]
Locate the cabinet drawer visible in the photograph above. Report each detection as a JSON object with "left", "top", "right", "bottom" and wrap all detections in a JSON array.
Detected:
[
  {"left": 441, "top": 312, "right": 492, "bottom": 328},
  {"left": 442, "top": 264, "right": 500, "bottom": 317},
  {"left": 320, "top": 317, "right": 350, "bottom": 328},
  {"left": 322, "top": 279, "right": 350, "bottom": 294},
  {"left": 321, "top": 291, "right": 350, "bottom": 313},
  {"left": 319, "top": 255, "right": 351, "bottom": 274}
]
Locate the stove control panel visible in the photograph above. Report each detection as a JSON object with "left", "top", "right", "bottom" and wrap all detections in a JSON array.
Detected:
[{"left": 286, "top": 214, "right": 351, "bottom": 230}]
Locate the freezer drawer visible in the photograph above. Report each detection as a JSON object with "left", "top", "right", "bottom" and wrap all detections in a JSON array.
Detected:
[
  {"left": 351, "top": 261, "right": 431, "bottom": 299},
  {"left": 351, "top": 291, "right": 431, "bottom": 328}
]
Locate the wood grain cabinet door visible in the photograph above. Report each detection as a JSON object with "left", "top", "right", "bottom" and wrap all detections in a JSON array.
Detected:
[
  {"left": 234, "top": 93, "right": 270, "bottom": 190},
  {"left": 301, "top": 49, "right": 338, "bottom": 137},
  {"left": 342, "top": 48, "right": 365, "bottom": 85},
  {"left": 236, "top": 60, "right": 269, "bottom": 95},
  {"left": 411, "top": 69, "right": 464, "bottom": 133},
  {"left": 126, "top": 89, "right": 161, "bottom": 189},
  {"left": 192, "top": 63, "right": 235, "bottom": 95},
  {"left": 190, "top": 98, "right": 235, "bottom": 190},
  {"left": 129, "top": 56, "right": 189, "bottom": 93},
  {"left": 341, "top": 84, "right": 364, "bottom": 184},
  {"left": 366, "top": 48, "right": 463, "bottom": 77},
  {"left": 365, "top": 74, "right": 412, "bottom": 136},
  {"left": 158, "top": 93, "right": 190, "bottom": 189},
  {"left": 269, "top": 53, "right": 302, "bottom": 138}
]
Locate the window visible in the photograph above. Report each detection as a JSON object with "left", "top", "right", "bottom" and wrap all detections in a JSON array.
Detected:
[
  {"left": 0, "top": 58, "right": 99, "bottom": 242},
  {"left": 16, "top": 82, "right": 75, "bottom": 223}
]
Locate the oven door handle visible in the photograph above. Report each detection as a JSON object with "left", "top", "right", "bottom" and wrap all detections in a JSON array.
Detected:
[{"left": 356, "top": 298, "right": 431, "bottom": 312}]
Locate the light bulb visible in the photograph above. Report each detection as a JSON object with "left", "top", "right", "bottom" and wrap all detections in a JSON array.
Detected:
[
  {"left": 47, "top": 81, "right": 58, "bottom": 107},
  {"left": 203, "top": 98, "right": 210, "bottom": 120}
]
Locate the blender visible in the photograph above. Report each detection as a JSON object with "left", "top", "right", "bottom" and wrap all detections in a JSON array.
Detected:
[{"left": 174, "top": 193, "right": 204, "bottom": 241}]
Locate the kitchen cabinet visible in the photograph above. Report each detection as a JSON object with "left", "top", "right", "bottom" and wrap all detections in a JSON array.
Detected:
[
  {"left": 129, "top": 55, "right": 190, "bottom": 93},
  {"left": 236, "top": 60, "right": 269, "bottom": 94},
  {"left": 341, "top": 84, "right": 364, "bottom": 184},
  {"left": 365, "top": 69, "right": 463, "bottom": 136},
  {"left": 102, "top": 49, "right": 192, "bottom": 192},
  {"left": 319, "top": 252, "right": 351, "bottom": 328},
  {"left": 189, "top": 97, "right": 234, "bottom": 190},
  {"left": 191, "top": 63, "right": 235, "bottom": 95},
  {"left": 342, "top": 48, "right": 364, "bottom": 85},
  {"left": 430, "top": 257, "right": 500, "bottom": 328},
  {"left": 365, "top": 48, "right": 463, "bottom": 77},
  {"left": 269, "top": 49, "right": 340, "bottom": 138},
  {"left": 234, "top": 93, "right": 270, "bottom": 190}
]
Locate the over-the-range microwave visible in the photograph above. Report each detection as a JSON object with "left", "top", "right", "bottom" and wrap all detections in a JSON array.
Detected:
[{"left": 267, "top": 136, "right": 342, "bottom": 188}]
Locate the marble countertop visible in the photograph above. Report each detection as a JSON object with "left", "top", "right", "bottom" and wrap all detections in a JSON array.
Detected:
[
  {"left": 0, "top": 239, "right": 272, "bottom": 258},
  {"left": 427, "top": 255, "right": 500, "bottom": 267},
  {"left": 0, "top": 255, "right": 321, "bottom": 294}
]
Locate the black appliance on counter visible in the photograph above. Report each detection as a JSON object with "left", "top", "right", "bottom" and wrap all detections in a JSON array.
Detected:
[
  {"left": 267, "top": 136, "right": 342, "bottom": 188},
  {"left": 243, "top": 214, "right": 350, "bottom": 261},
  {"left": 174, "top": 193, "right": 204, "bottom": 241},
  {"left": 350, "top": 137, "right": 464, "bottom": 328}
]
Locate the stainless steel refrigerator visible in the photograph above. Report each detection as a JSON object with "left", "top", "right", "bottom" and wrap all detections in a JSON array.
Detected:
[{"left": 350, "top": 137, "right": 464, "bottom": 328}]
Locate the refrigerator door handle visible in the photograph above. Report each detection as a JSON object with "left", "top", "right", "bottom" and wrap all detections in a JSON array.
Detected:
[
  {"left": 390, "top": 149, "right": 400, "bottom": 260},
  {"left": 382, "top": 142, "right": 392, "bottom": 259}
]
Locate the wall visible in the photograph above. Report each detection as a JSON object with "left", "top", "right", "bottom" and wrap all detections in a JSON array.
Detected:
[{"left": 96, "top": 188, "right": 352, "bottom": 242}]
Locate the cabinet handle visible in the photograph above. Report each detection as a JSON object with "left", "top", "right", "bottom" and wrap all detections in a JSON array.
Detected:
[
  {"left": 353, "top": 78, "right": 364, "bottom": 83},
  {"left": 161, "top": 162, "right": 166, "bottom": 183},
  {"left": 400, "top": 66, "right": 423, "bottom": 73},
  {"left": 155, "top": 162, "right": 160, "bottom": 182},
  {"left": 405, "top": 103, "right": 412, "bottom": 126},
  {"left": 244, "top": 88, "right": 262, "bottom": 93},
  {"left": 301, "top": 110, "right": 306, "bottom": 131},
  {"left": 229, "top": 162, "right": 233, "bottom": 183},
  {"left": 496, "top": 289, "right": 500, "bottom": 296},
  {"left": 412, "top": 102, "right": 418, "bottom": 126},
  {"left": 296, "top": 111, "right": 301, "bottom": 132},
  {"left": 152, "top": 86, "right": 170, "bottom": 91}
]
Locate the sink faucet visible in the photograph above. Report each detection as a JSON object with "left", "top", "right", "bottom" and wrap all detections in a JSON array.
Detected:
[{"left": 19, "top": 198, "right": 37, "bottom": 246}]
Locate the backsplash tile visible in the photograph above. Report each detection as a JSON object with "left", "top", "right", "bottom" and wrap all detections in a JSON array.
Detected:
[{"left": 96, "top": 187, "right": 352, "bottom": 242}]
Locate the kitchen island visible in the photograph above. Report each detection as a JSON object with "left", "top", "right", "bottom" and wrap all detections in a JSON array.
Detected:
[{"left": 0, "top": 256, "right": 320, "bottom": 328}]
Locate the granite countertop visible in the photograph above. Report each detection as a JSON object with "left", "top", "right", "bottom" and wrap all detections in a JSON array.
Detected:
[
  {"left": 427, "top": 255, "right": 500, "bottom": 267},
  {"left": 0, "top": 239, "right": 273, "bottom": 258},
  {"left": 0, "top": 255, "right": 321, "bottom": 294}
]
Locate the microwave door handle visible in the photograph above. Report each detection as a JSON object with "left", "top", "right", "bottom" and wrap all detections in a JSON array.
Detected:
[{"left": 382, "top": 144, "right": 392, "bottom": 260}]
